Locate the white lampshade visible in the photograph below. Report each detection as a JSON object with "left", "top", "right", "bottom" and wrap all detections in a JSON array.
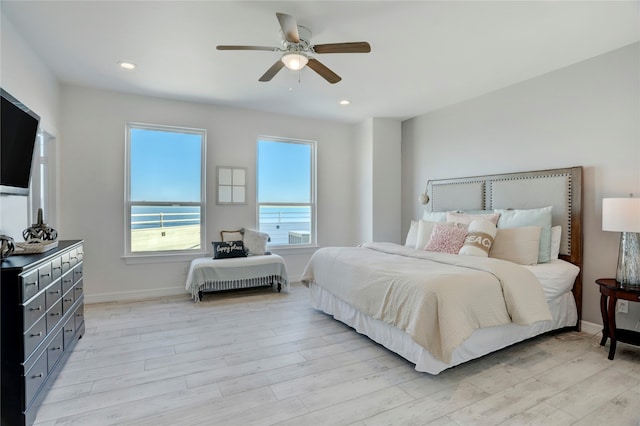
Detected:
[
  {"left": 281, "top": 53, "right": 308, "bottom": 71},
  {"left": 602, "top": 198, "right": 640, "bottom": 232}
]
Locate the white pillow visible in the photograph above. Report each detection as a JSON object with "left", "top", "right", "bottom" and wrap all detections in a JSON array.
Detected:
[
  {"left": 459, "top": 220, "right": 497, "bottom": 257},
  {"left": 405, "top": 220, "right": 418, "bottom": 247},
  {"left": 415, "top": 220, "right": 440, "bottom": 250},
  {"left": 489, "top": 226, "right": 541, "bottom": 265},
  {"left": 495, "top": 206, "right": 552, "bottom": 264},
  {"left": 243, "top": 228, "right": 269, "bottom": 255},
  {"left": 550, "top": 225, "right": 561, "bottom": 259}
]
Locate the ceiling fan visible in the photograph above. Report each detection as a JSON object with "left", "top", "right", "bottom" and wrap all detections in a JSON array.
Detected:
[{"left": 216, "top": 12, "right": 371, "bottom": 84}]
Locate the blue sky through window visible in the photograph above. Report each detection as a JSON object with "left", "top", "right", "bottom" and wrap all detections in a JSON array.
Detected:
[
  {"left": 258, "top": 139, "right": 311, "bottom": 203},
  {"left": 130, "top": 128, "right": 202, "bottom": 202}
]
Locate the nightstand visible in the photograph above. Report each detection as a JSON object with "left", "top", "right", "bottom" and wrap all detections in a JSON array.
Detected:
[{"left": 596, "top": 278, "right": 640, "bottom": 360}]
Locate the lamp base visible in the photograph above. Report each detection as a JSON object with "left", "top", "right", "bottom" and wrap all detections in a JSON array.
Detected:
[{"left": 617, "top": 232, "right": 640, "bottom": 287}]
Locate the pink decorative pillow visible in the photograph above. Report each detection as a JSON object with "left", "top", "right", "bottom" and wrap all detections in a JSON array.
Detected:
[{"left": 424, "top": 223, "right": 468, "bottom": 254}]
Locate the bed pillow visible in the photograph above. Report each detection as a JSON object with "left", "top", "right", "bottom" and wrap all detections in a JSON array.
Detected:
[
  {"left": 495, "top": 206, "right": 552, "bottom": 264},
  {"left": 489, "top": 226, "right": 541, "bottom": 265},
  {"left": 550, "top": 225, "right": 561, "bottom": 259},
  {"left": 447, "top": 211, "right": 500, "bottom": 226},
  {"left": 424, "top": 223, "right": 468, "bottom": 254},
  {"left": 212, "top": 241, "right": 247, "bottom": 259},
  {"left": 405, "top": 220, "right": 419, "bottom": 247},
  {"left": 422, "top": 211, "right": 448, "bottom": 222},
  {"left": 220, "top": 229, "right": 243, "bottom": 242},
  {"left": 243, "top": 228, "right": 270, "bottom": 255},
  {"left": 416, "top": 220, "right": 439, "bottom": 250},
  {"left": 458, "top": 220, "right": 497, "bottom": 257}
]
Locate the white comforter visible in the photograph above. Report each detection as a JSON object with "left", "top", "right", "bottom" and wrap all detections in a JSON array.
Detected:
[{"left": 301, "top": 242, "right": 552, "bottom": 363}]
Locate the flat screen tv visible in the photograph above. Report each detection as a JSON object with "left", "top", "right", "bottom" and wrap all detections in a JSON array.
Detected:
[{"left": 1, "top": 88, "right": 40, "bottom": 196}]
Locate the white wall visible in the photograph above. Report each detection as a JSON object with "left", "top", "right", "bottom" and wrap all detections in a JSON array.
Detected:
[
  {"left": 354, "top": 118, "right": 402, "bottom": 244},
  {"left": 59, "top": 86, "right": 357, "bottom": 302},
  {"left": 402, "top": 42, "right": 640, "bottom": 327},
  {"left": 0, "top": 12, "right": 60, "bottom": 239}
]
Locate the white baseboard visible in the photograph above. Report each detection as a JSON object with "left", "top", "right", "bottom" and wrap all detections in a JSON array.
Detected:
[
  {"left": 84, "top": 276, "right": 305, "bottom": 304},
  {"left": 580, "top": 320, "right": 602, "bottom": 335},
  {"left": 85, "top": 286, "right": 188, "bottom": 304}
]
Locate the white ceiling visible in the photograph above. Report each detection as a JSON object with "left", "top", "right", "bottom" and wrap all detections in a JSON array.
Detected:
[{"left": 2, "top": 1, "right": 638, "bottom": 123}]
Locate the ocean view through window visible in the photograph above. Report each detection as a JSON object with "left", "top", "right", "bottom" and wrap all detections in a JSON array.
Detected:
[
  {"left": 257, "top": 138, "right": 316, "bottom": 247},
  {"left": 125, "top": 123, "right": 206, "bottom": 255}
]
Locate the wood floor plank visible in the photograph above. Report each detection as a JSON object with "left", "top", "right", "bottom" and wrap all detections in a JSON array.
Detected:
[{"left": 32, "top": 283, "right": 640, "bottom": 425}]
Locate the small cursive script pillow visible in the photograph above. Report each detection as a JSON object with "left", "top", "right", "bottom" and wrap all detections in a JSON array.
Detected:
[
  {"left": 458, "top": 219, "right": 497, "bottom": 257},
  {"left": 212, "top": 241, "right": 247, "bottom": 259}
]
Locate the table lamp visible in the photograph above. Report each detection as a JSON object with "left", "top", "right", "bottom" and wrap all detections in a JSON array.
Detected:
[{"left": 602, "top": 197, "right": 640, "bottom": 286}]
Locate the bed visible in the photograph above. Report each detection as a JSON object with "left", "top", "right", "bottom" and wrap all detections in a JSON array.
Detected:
[{"left": 301, "top": 167, "right": 582, "bottom": 374}]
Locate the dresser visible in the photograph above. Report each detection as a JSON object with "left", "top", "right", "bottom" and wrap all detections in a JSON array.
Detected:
[{"left": 1, "top": 240, "right": 85, "bottom": 426}]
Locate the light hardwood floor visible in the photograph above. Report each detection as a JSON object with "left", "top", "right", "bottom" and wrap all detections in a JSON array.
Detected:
[{"left": 34, "top": 283, "right": 640, "bottom": 426}]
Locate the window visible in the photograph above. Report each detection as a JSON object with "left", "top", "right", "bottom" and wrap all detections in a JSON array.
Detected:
[
  {"left": 257, "top": 137, "right": 316, "bottom": 247},
  {"left": 125, "top": 123, "right": 206, "bottom": 256}
]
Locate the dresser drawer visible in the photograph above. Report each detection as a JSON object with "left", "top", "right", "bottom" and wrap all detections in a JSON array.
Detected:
[
  {"left": 62, "top": 288, "right": 75, "bottom": 314},
  {"left": 61, "top": 251, "right": 71, "bottom": 274},
  {"left": 23, "top": 291, "right": 46, "bottom": 332},
  {"left": 74, "top": 302, "right": 84, "bottom": 330},
  {"left": 24, "top": 315, "right": 47, "bottom": 360},
  {"left": 38, "top": 262, "right": 53, "bottom": 289},
  {"left": 45, "top": 280, "right": 63, "bottom": 310},
  {"left": 46, "top": 298, "right": 63, "bottom": 334},
  {"left": 69, "top": 249, "right": 79, "bottom": 268},
  {"left": 47, "top": 329, "right": 64, "bottom": 373},
  {"left": 61, "top": 271, "right": 74, "bottom": 294},
  {"left": 73, "top": 263, "right": 83, "bottom": 284},
  {"left": 21, "top": 269, "right": 40, "bottom": 302},
  {"left": 74, "top": 279, "right": 84, "bottom": 300},
  {"left": 51, "top": 256, "right": 63, "bottom": 280},
  {"left": 62, "top": 314, "right": 76, "bottom": 348},
  {"left": 24, "top": 349, "right": 48, "bottom": 409},
  {"left": 76, "top": 245, "right": 84, "bottom": 263}
]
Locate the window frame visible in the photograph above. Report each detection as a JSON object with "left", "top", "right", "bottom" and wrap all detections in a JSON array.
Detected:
[
  {"left": 124, "top": 122, "right": 207, "bottom": 259},
  {"left": 256, "top": 136, "right": 317, "bottom": 249}
]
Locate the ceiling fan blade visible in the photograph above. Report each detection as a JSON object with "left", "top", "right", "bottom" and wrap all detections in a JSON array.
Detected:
[
  {"left": 259, "top": 60, "right": 285, "bottom": 82},
  {"left": 313, "top": 42, "right": 371, "bottom": 54},
  {"left": 306, "top": 58, "right": 341, "bottom": 84},
  {"left": 217, "top": 45, "right": 279, "bottom": 51},
  {"left": 276, "top": 12, "right": 300, "bottom": 43}
]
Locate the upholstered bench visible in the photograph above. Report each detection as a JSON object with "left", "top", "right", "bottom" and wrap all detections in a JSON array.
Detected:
[{"left": 185, "top": 254, "right": 289, "bottom": 302}]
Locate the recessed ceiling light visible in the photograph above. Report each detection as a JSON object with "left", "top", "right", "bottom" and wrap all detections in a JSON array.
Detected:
[
  {"left": 118, "top": 61, "right": 136, "bottom": 70},
  {"left": 339, "top": 99, "right": 350, "bottom": 105}
]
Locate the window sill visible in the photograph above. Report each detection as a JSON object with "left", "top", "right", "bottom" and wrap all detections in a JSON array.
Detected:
[
  {"left": 122, "top": 251, "right": 209, "bottom": 265},
  {"left": 269, "top": 245, "right": 319, "bottom": 256}
]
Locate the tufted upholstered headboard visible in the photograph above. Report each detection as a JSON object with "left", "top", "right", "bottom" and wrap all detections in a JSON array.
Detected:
[{"left": 425, "top": 166, "right": 583, "bottom": 328}]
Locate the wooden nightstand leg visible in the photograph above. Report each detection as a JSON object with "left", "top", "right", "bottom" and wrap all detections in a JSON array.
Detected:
[
  {"left": 607, "top": 295, "right": 617, "bottom": 360},
  {"left": 599, "top": 294, "right": 609, "bottom": 346}
]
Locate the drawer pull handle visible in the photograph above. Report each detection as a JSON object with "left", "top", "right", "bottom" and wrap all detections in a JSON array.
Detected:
[
  {"left": 50, "top": 290, "right": 61, "bottom": 294},
  {"left": 51, "top": 312, "right": 60, "bottom": 316},
  {"left": 26, "top": 282, "right": 37, "bottom": 287},
  {"left": 29, "top": 306, "right": 42, "bottom": 311},
  {"left": 40, "top": 273, "right": 50, "bottom": 277},
  {"left": 30, "top": 332, "right": 42, "bottom": 337},
  {"left": 65, "top": 329, "right": 74, "bottom": 333},
  {"left": 63, "top": 279, "right": 72, "bottom": 284},
  {"left": 51, "top": 346, "right": 61, "bottom": 351},
  {"left": 31, "top": 373, "right": 43, "bottom": 379},
  {"left": 53, "top": 266, "right": 61, "bottom": 270},
  {"left": 62, "top": 261, "right": 70, "bottom": 265},
  {"left": 71, "top": 257, "right": 77, "bottom": 260},
  {"left": 76, "top": 287, "right": 83, "bottom": 291},
  {"left": 64, "top": 298, "right": 73, "bottom": 302}
]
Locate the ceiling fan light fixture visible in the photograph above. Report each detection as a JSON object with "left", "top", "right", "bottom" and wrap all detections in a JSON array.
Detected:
[{"left": 281, "top": 53, "right": 308, "bottom": 71}]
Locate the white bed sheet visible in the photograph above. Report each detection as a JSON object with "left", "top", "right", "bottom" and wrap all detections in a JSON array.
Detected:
[{"left": 308, "top": 257, "right": 579, "bottom": 375}]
